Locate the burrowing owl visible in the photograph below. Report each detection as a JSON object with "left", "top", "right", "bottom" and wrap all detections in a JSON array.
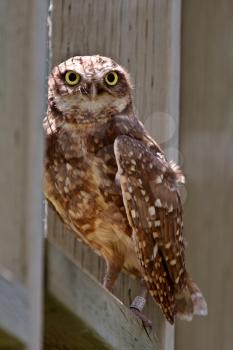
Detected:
[{"left": 44, "top": 55, "right": 207, "bottom": 325}]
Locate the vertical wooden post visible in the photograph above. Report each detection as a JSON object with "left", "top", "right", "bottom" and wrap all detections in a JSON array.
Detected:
[
  {"left": 0, "top": 1, "right": 47, "bottom": 349},
  {"left": 177, "top": 1, "right": 233, "bottom": 350},
  {"left": 47, "top": 1, "right": 181, "bottom": 348}
]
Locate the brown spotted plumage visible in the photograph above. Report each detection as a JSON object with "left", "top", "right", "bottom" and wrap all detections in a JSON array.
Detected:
[{"left": 43, "top": 55, "right": 207, "bottom": 324}]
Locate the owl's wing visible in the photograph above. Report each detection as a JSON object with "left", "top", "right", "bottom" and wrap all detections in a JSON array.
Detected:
[{"left": 114, "top": 135, "right": 186, "bottom": 323}]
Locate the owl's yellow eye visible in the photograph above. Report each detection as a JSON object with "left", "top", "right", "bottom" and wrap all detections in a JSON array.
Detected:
[
  {"left": 65, "top": 71, "right": 80, "bottom": 86},
  {"left": 104, "top": 71, "right": 119, "bottom": 86}
]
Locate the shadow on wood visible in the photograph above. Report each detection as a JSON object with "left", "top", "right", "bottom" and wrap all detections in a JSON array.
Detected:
[{"left": 0, "top": 329, "right": 25, "bottom": 350}]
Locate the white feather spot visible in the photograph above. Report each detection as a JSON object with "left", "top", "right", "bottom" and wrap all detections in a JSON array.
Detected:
[
  {"left": 131, "top": 210, "right": 136, "bottom": 218},
  {"left": 125, "top": 192, "right": 131, "bottom": 200},
  {"left": 179, "top": 268, "right": 184, "bottom": 276},
  {"left": 66, "top": 163, "right": 72, "bottom": 171},
  {"left": 157, "top": 153, "right": 164, "bottom": 159},
  {"left": 165, "top": 242, "right": 171, "bottom": 249},
  {"left": 155, "top": 198, "right": 162, "bottom": 207},
  {"left": 155, "top": 220, "right": 160, "bottom": 227},
  {"left": 170, "top": 259, "right": 177, "bottom": 266},
  {"left": 128, "top": 151, "right": 133, "bottom": 157},
  {"left": 168, "top": 204, "right": 173, "bottom": 213},
  {"left": 148, "top": 206, "right": 155, "bottom": 216},
  {"left": 177, "top": 313, "right": 193, "bottom": 321},
  {"left": 57, "top": 175, "right": 63, "bottom": 182},
  {"left": 155, "top": 175, "right": 163, "bottom": 184},
  {"left": 153, "top": 232, "right": 159, "bottom": 239},
  {"left": 151, "top": 245, "right": 158, "bottom": 260},
  {"left": 65, "top": 177, "right": 71, "bottom": 187},
  {"left": 82, "top": 224, "right": 91, "bottom": 231}
]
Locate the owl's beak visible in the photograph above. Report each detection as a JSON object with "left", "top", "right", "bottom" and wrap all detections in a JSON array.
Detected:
[{"left": 90, "top": 83, "right": 97, "bottom": 100}]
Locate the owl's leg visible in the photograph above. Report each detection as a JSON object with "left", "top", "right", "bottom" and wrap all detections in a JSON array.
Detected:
[
  {"left": 130, "top": 280, "right": 152, "bottom": 328},
  {"left": 103, "top": 259, "right": 123, "bottom": 292}
]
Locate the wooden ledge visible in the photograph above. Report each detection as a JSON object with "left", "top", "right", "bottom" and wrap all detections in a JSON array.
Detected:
[{"left": 45, "top": 242, "right": 160, "bottom": 350}]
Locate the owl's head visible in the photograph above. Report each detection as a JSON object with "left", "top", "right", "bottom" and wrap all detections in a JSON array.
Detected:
[{"left": 48, "top": 55, "right": 133, "bottom": 126}]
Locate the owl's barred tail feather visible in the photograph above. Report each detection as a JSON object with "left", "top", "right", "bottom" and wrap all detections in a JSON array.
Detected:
[{"left": 175, "top": 276, "right": 208, "bottom": 321}]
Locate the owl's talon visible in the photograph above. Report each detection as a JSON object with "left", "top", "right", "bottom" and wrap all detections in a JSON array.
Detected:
[{"left": 130, "top": 307, "right": 152, "bottom": 328}]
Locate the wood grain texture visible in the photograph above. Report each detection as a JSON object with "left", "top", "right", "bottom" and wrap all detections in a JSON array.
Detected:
[
  {"left": 48, "top": 1, "right": 181, "bottom": 347},
  {"left": 0, "top": 0, "right": 29, "bottom": 281},
  {"left": 45, "top": 242, "right": 160, "bottom": 350},
  {"left": 0, "top": 1, "right": 47, "bottom": 348},
  {"left": 176, "top": 1, "right": 233, "bottom": 349}
]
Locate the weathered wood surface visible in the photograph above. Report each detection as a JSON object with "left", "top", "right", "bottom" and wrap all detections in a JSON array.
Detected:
[
  {"left": 45, "top": 242, "right": 160, "bottom": 350},
  {"left": 0, "top": 276, "right": 28, "bottom": 348},
  {"left": 176, "top": 1, "right": 233, "bottom": 350},
  {"left": 0, "top": 0, "right": 29, "bottom": 282},
  {"left": 0, "top": 1, "right": 47, "bottom": 349},
  {"left": 48, "top": 1, "right": 181, "bottom": 348}
]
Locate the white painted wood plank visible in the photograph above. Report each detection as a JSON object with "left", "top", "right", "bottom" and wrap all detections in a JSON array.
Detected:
[
  {"left": 0, "top": 0, "right": 29, "bottom": 281},
  {"left": 24, "top": 1, "right": 47, "bottom": 349},
  {"left": 177, "top": 1, "right": 233, "bottom": 350},
  {"left": 0, "top": 0, "right": 47, "bottom": 349}
]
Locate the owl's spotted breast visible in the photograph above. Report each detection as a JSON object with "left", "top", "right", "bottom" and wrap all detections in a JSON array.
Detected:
[{"left": 44, "top": 123, "right": 141, "bottom": 276}]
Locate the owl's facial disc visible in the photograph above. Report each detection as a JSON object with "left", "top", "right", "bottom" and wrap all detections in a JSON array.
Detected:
[{"left": 49, "top": 55, "right": 133, "bottom": 125}]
